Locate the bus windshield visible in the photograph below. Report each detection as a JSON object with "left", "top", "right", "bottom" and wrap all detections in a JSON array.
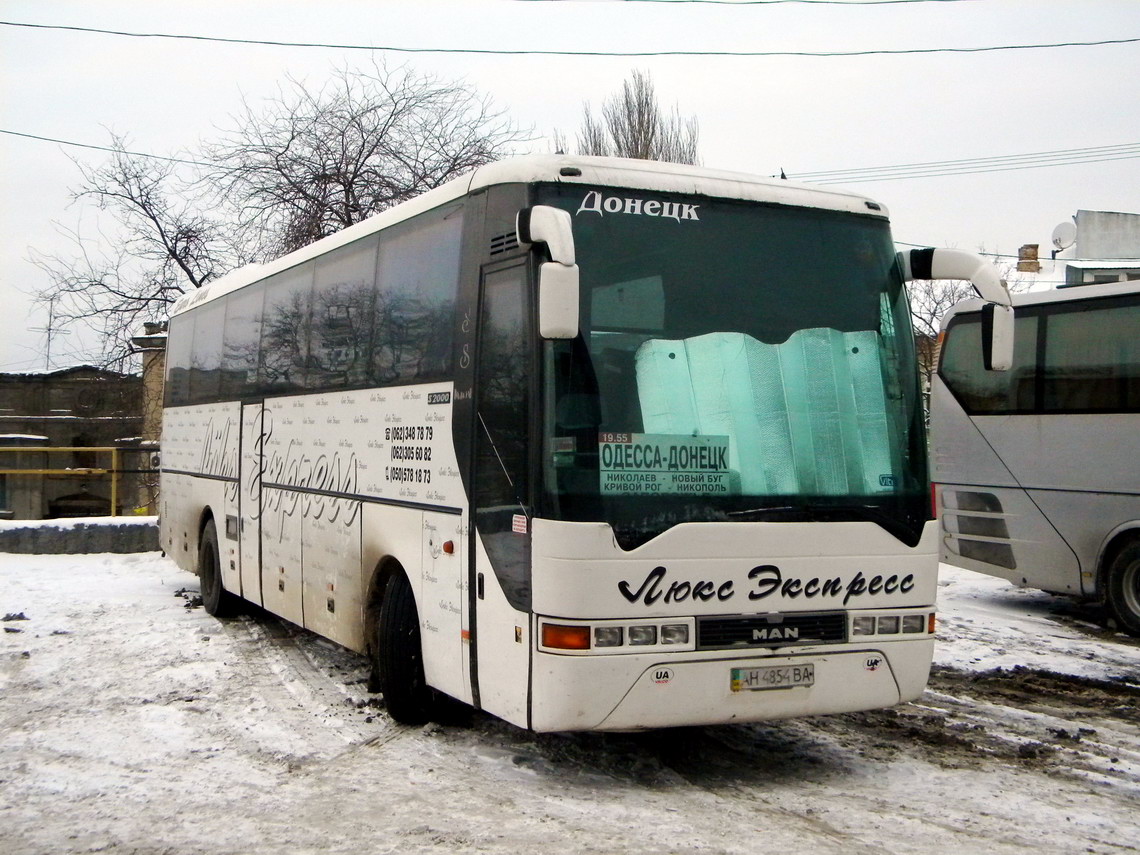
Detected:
[{"left": 536, "top": 184, "right": 927, "bottom": 548}]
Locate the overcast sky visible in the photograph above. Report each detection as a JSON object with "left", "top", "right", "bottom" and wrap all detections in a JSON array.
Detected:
[{"left": 2, "top": 0, "right": 1138, "bottom": 372}]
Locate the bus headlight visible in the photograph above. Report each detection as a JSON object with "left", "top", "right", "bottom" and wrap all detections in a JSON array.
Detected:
[
  {"left": 852, "top": 616, "right": 876, "bottom": 636},
  {"left": 877, "top": 616, "right": 900, "bottom": 634},
  {"left": 628, "top": 625, "right": 657, "bottom": 646},
  {"left": 902, "top": 614, "right": 926, "bottom": 634},
  {"left": 661, "top": 624, "right": 689, "bottom": 645},
  {"left": 594, "top": 626, "right": 623, "bottom": 648}
]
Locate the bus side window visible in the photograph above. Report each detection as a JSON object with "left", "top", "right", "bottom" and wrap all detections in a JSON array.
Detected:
[
  {"left": 221, "top": 283, "right": 265, "bottom": 399},
  {"left": 374, "top": 211, "right": 462, "bottom": 384},
  {"left": 310, "top": 235, "right": 379, "bottom": 390},
  {"left": 259, "top": 265, "right": 316, "bottom": 394},
  {"left": 1042, "top": 302, "right": 1140, "bottom": 412},
  {"left": 940, "top": 314, "right": 1038, "bottom": 414},
  {"left": 165, "top": 314, "right": 194, "bottom": 407},
  {"left": 188, "top": 300, "right": 225, "bottom": 403}
]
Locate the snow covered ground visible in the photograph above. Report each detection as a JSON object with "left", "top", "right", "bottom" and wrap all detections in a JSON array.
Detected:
[{"left": 2, "top": 551, "right": 1138, "bottom": 854}]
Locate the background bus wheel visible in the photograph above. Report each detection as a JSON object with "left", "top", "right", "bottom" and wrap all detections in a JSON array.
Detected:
[
  {"left": 1105, "top": 540, "right": 1140, "bottom": 637},
  {"left": 375, "top": 572, "right": 436, "bottom": 725},
  {"left": 198, "top": 519, "right": 239, "bottom": 618}
]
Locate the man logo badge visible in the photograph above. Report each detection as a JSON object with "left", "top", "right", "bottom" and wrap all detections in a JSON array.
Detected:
[{"left": 753, "top": 627, "right": 799, "bottom": 641}]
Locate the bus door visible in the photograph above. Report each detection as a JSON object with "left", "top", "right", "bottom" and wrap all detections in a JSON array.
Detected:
[
  {"left": 238, "top": 402, "right": 264, "bottom": 605},
  {"left": 470, "top": 262, "right": 533, "bottom": 722}
]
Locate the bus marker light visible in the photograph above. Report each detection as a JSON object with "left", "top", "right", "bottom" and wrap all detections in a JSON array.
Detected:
[
  {"left": 542, "top": 623, "right": 590, "bottom": 650},
  {"left": 628, "top": 625, "right": 657, "bottom": 646},
  {"left": 594, "top": 626, "right": 623, "bottom": 647},
  {"left": 928, "top": 613, "right": 937, "bottom": 634},
  {"left": 661, "top": 624, "right": 689, "bottom": 645},
  {"left": 442, "top": 540, "right": 455, "bottom": 555}
]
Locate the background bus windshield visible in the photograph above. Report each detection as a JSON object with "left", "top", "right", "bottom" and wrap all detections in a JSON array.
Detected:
[{"left": 536, "top": 184, "right": 927, "bottom": 548}]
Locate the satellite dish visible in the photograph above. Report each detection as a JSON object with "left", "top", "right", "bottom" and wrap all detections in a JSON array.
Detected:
[{"left": 1052, "top": 221, "right": 1077, "bottom": 251}]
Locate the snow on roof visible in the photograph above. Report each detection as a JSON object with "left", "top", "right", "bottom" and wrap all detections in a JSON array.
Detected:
[
  {"left": 1063, "top": 258, "right": 1140, "bottom": 270},
  {"left": 172, "top": 154, "right": 887, "bottom": 317}
]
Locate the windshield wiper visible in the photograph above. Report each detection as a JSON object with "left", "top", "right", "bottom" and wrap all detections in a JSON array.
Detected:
[{"left": 725, "top": 505, "right": 812, "bottom": 521}]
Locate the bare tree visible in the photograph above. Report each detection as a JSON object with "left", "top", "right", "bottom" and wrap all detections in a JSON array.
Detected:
[
  {"left": 207, "top": 61, "right": 527, "bottom": 256},
  {"left": 31, "top": 137, "right": 231, "bottom": 369},
  {"left": 33, "top": 64, "right": 526, "bottom": 366},
  {"left": 565, "top": 70, "right": 699, "bottom": 165}
]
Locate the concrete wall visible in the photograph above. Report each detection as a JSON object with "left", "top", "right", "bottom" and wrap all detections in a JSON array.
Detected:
[
  {"left": 0, "top": 518, "right": 160, "bottom": 554},
  {"left": 1076, "top": 210, "right": 1140, "bottom": 259}
]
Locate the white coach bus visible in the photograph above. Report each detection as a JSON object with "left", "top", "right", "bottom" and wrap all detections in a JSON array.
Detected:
[
  {"left": 932, "top": 279, "right": 1140, "bottom": 636},
  {"left": 160, "top": 155, "right": 1014, "bottom": 731}
]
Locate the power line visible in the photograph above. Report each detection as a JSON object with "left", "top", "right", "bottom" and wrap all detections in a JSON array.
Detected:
[
  {"left": 0, "top": 129, "right": 211, "bottom": 167},
  {"left": 2, "top": 19, "right": 1137, "bottom": 58},
  {"left": 7, "top": 125, "right": 1138, "bottom": 189},
  {"left": 790, "top": 143, "right": 1140, "bottom": 184},
  {"left": 792, "top": 143, "right": 1140, "bottom": 179},
  {"left": 806, "top": 153, "right": 1140, "bottom": 183},
  {"left": 519, "top": 0, "right": 979, "bottom": 4}
]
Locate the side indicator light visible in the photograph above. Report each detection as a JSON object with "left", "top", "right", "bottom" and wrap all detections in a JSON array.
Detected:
[{"left": 542, "top": 623, "right": 591, "bottom": 650}]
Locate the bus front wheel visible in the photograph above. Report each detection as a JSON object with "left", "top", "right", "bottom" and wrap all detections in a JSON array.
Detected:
[
  {"left": 374, "top": 572, "right": 436, "bottom": 725},
  {"left": 1105, "top": 540, "right": 1140, "bottom": 637},
  {"left": 198, "top": 518, "right": 239, "bottom": 618}
]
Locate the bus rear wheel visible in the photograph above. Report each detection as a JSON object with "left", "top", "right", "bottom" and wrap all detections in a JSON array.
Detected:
[
  {"left": 374, "top": 572, "right": 436, "bottom": 725},
  {"left": 1105, "top": 540, "right": 1140, "bottom": 637},
  {"left": 198, "top": 518, "right": 239, "bottom": 618}
]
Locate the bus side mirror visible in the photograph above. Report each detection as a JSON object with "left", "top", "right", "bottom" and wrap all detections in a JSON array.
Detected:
[
  {"left": 981, "top": 302, "right": 1014, "bottom": 372},
  {"left": 517, "top": 205, "right": 575, "bottom": 266},
  {"left": 519, "top": 205, "right": 579, "bottom": 339},
  {"left": 898, "top": 247, "right": 1015, "bottom": 372},
  {"left": 538, "top": 262, "right": 580, "bottom": 339}
]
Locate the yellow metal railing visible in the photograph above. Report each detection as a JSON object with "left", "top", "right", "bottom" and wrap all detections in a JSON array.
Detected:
[{"left": 0, "top": 446, "right": 157, "bottom": 517}]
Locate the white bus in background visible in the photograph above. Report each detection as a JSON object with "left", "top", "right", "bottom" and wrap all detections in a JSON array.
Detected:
[
  {"left": 159, "top": 154, "right": 1013, "bottom": 731},
  {"left": 932, "top": 280, "right": 1140, "bottom": 635}
]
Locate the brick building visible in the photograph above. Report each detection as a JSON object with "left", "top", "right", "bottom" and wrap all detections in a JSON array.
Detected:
[{"left": 0, "top": 366, "right": 146, "bottom": 519}]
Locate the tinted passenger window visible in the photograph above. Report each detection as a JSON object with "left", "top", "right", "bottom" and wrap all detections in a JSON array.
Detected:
[
  {"left": 222, "top": 283, "right": 265, "bottom": 398},
  {"left": 259, "top": 265, "right": 315, "bottom": 394},
  {"left": 169, "top": 203, "right": 463, "bottom": 405},
  {"left": 188, "top": 300, "right": 226, "bottom": 403},
  {"left": 308, "top": 235, "right": 380, "bottom": 390},
  {"left": 939, "top": 314, "right": 1038, "bottom": 413},
  {"left": 164, "top": 313, "right": 194, "bottom": 407},
  {"left": 940, "top": 294, "right": 1140, "bottom": 414},
  {"left": 372, "top": 209, "right": 462, "bottom": 383},
  {"left": 1042, "top": 301, "right": 1140, "bottom": 411}
]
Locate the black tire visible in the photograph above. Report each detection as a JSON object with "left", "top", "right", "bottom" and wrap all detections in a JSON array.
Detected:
[
  {"left": 1105, "top": 540, "right": 1140, "bottom": 637},
  {"left": 374, "top": 572, "right": 435, "bottom": 725},
  {"left": 198, "top": 518, "right": 239, "bottom": 618}
]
